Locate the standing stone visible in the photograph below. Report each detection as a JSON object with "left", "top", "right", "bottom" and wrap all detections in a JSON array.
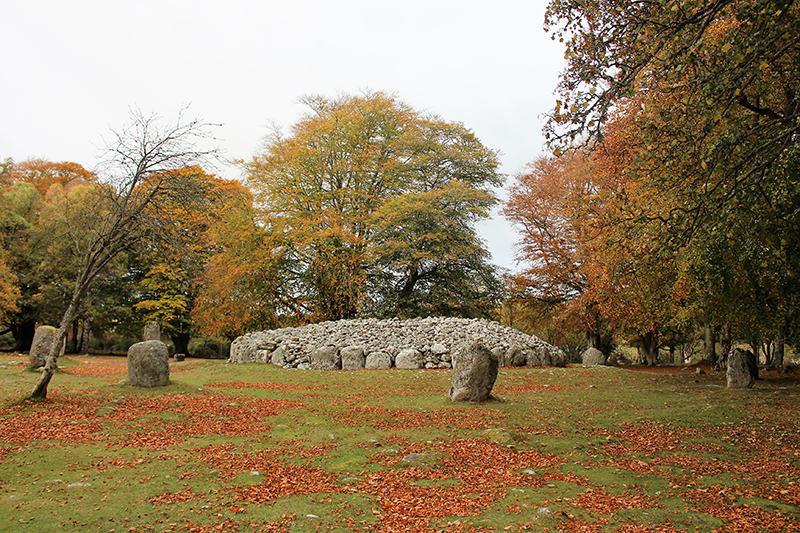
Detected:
[
  {"left": 310, "top": 345, "right": 340, "bottom": 370},
  {"left": 395, "top": 348, "right": 423, "bottom": 369},
  {"left": 449, "top": 342, "right": 499, "bottom": 402},
  {"left": 341, "top": 346, "right": 366, "bottom": 370},
  {"left": 727, "top": 348, "right": 758, "bottom": 389},
  {"left": 29, "top": 325, "right": 63, "bottom": 368},
  {"left": 581, "top": 347, "right": 606, "bottom": 365},
  {"left": 127, "top": 340, "right": 170, "bottom": 387},
  {"left": 143, "top": 322, "right": 161, "bottom": 341},
  {"left": 365, "top": 351, "right": 392, "bottom": 369}
]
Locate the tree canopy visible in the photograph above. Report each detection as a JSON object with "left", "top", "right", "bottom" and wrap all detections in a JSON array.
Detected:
[{"left": 209, "top": 91, "right": 505, "bottom": 329}]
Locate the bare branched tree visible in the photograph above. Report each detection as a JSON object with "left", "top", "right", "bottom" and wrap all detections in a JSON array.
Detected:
[{"left": 29, "top": 108, "right": 218, "bottom": 399}]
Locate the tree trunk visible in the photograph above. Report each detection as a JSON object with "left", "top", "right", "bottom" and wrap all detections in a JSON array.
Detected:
[
  {"left": 640, "top": 330, "right": 658, "bottom": 366},
  {"left": 587, "top": 330, "right": 602, "bottom": 350},
  {"left": 703, "top": 313, "right": 716, "bottom": 366},
  {"left": 172, "top": 332, "right": 190, "bottom": 356},
  {"left": 750, "top": 337, "right": 761, "bottom": 365},
  {"left": 80, "top": 318, "right": 91, "bottom": 354},
  {"left": 716, "top": 323, "right": 732, "bottom": 370},
  {"left": 11, "top": 320, "right": 36, "bottom": 352},
  {"left": 773, "top": 326, "right": 785, "bottom": 368},
  {"left": 30, "top": 289, "right": 84, "bottom": 398}
]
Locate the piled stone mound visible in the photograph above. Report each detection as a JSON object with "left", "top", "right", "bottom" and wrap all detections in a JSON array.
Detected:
[{"left": 229, "top": 317, "right": 566, "bottom": 370}]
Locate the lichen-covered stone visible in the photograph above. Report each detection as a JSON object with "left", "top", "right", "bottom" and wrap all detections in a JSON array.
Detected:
[
  {"left": 143, "top": 322, "right": 161, "bottom": 341},
  {"left": 366, "top": 351, "right": 392, "bottom": 369},
  {"left": 29, "top": 325, "right": 61, "bottom": 368},
  {"left": 311, "top": 345, "right": 340, "bottom": 370},
  {"left": 727, "top": 348, "right": 758, "bottom": 389},
  {"left": 341, "top": 346, "right": 365, "bottom": 370},
  {"left": 127, "top": 340, "right": 170, "bottom": 388},
  {"left": 582, "top": 347, "right": 606, "bottom": 366},
  {"left": 395, "top": 348, "right": 423, "bottom": 369},
  {"left": 449, "top": 342, "right": 499, "bottom": 402}
]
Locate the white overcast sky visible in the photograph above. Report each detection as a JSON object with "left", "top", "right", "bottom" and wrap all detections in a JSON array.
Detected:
[{"left": 0, "top": 0, "right": 565, "bottom": 271}]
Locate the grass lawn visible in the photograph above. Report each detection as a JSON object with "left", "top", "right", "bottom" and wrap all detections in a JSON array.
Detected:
[{"left": 0, "top": 353, "right": 798, "bottom": 532}]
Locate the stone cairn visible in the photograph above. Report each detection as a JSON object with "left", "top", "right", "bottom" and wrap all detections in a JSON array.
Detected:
[{"left": 229, "top": 317, "right": 566, "bottom": 370}]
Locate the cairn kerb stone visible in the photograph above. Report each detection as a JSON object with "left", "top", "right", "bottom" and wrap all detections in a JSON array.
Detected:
[
  {"left": 311, "top": 345, "right": 340, "bottom": 370},
  {"left": 582, "top": 347, "right": 606, "bottom": 366},
  {"left": 727, "top": 348, "right": 758, "bottom": 389},
  {"left": 229, "top": 317, "right": 564, "bottom": 371},
  {"left": 29, "top": 325, "right": 63, "bottom": 368},
  {"left": 449, "top": 342, "right": 499, "bottom": 402},
  {"left": 143, "top": 321, "right": 161, "bottom": 342},
  {"left": 127, "top": 340, "right": 170, "bottom": 388},
  {"left": 366, "top": 351, "right": 392, "bottom": 369},
  {"left": 341, "top": 346, "right": 366, "bottom": 370},
  {"left": 395, "top": 348, "right": 423, "bottom": 369}
]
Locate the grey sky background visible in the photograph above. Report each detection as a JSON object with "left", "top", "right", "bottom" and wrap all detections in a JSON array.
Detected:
[{"left": 1, "top": 0, "right": 565, "bottom": 271}]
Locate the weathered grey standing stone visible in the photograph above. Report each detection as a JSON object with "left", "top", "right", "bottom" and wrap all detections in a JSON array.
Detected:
[
  {"left": 581, "top": 347, "right": 606, "bottom": 365},
  {"left": 310, "top": 345, "right": 340, "bottom": 370},
  {"left": 395, "top": 348, "right": 423, "bottom": 369},
  {"left": 449, "top": 342, "right": 499, "bottom": 402},
  {"left": 727, "top": 348, "right": 758, "bottom": 389},
  {"left": 29, "top": 325, "right": 62, "bottom": 367},
  {"left": 366, "top": 351, "right": 392, "bottom": 369},
  {"left": 341, "top": 346, "right": 366, "bottom": 370},
  {"left": 143, "top": 322, "right": 161, "bottom": 341},
  {"left": 127, "top": 340, "right": 170, "bottom": 387}
]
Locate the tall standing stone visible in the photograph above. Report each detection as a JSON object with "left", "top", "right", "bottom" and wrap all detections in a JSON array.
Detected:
[
  {"left": 29, "top": 325, "right": 63, "bottom": 368},
  {"left": 127, "top": 340, "right": 170, "bottom": 387},
  {"left": 449, "top": 342, "right": 499, "bottom": 402},
  {"left": 727, "top": 348, "right": 758, "bottom": 389},
  {"left": 143, "top": 322, "right": 161, "bottom": 341}
]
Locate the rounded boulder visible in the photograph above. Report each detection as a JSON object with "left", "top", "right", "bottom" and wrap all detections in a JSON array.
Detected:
[{"left": 127, "top": 340, "right": 170, "bottom": 388}]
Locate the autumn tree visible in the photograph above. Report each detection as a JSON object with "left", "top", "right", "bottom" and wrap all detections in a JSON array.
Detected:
[
  {"left": 0, "top": 161, "right": 96, "bottom": 350},
  {"left": 133, "top": 170, "right": 245, "bottom": 353},
  {"left": 29, "top": 108, "right": 217, "bottom": 398},
  {"left": 241, "top": 91, "right": 503, "bottom": 324},
  {"left": 541, "top": 0, "right": 800, "bottom": 357}
]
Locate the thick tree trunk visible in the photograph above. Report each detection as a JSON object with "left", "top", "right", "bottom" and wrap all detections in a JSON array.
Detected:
[
  {"left": 773, "top": 326, "right": 785, "bottom": 368},
  {"left": 703, "top": 313, "right": 716, "bottom": 366},
  {"left": 716, "top": 323, "right": 732, "bottom": 370},
  {"left": 640, "top": 330, "right": 658, "bottom": 366},
  {"left": 172, "top": 332, "right": 190, "bottom": 356},
  {"left": 586, "top": 330, "right": 602, "bottom": 350},
  {"left": 80, "top": 318, "right": 91, "bottom": 354},
  {"left": 11, "top": 320, "right": 36, "bottom": 352}
]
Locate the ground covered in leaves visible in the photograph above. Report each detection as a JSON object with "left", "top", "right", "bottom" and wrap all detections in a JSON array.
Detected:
[{"left": 0, "top": 354, "right": 798, "bottom": 532}]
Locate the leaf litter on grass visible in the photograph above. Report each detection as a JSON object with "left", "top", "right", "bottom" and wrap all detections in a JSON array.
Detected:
[{"left": 0, "top": 356, "right": 799, "bottom": 531}]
